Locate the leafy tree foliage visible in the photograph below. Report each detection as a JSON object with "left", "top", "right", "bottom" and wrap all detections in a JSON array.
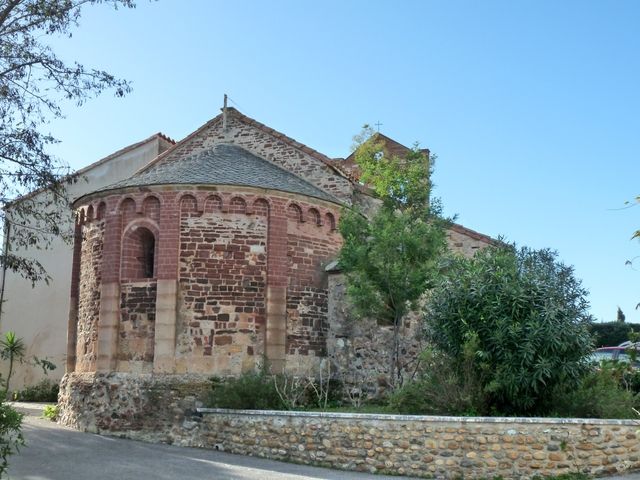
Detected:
[
  {"left": 0, "top": 0, "right": 134, "bottom": 284},
  {"left": 0, "top": 331, "right": 24, "bottom": 399},
  {"left": 0, "top": 402, "right": 22, "bottom": 477},
  {"left": 426, "top": 245, "right": 594, "bottom": 415},
  {"left": 588, "top": 321, "right": 639, "bottom": 348},
  {"left": 339, "top": 128, "right": 447, "bottom": 387}
]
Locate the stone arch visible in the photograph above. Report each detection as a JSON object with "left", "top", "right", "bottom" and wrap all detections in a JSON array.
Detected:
[
  {"left": 179, "top": 194, "right": 199, "bottom": 217},
  {"left": 117, "top": 196, "right": 137, "bottom": 212},
  {"left": 96, "top": 202, "right": 106, "bottom": 221},
  {"left": 203, "top": 195, "right": 223, "bottom": 214},
  {"left": 253, "top": 198, "right": 270, "bottom": 216},
  {"left": 286, "top": 203, "right": 303, "bottom": 223},
  {"left": 121, "top": 222, "right": 159, "bottom": 280},
  {"left": 86, "top": 205, "right": 95, "bottom": 222},
  {"left": 119, "top": 197, "right": 137, "bottom": 225},
  {"left": 307, "top": 208, "right": 321, "bottom": 226},
  {"left": 325, "top": 212, "right": 336, "bottom": 231},
  {"left": 142, "top": 195, "right": 161, "bottom": 222},
  {"left": 229, "top": 196, "right": 247, "bottom": 214}
]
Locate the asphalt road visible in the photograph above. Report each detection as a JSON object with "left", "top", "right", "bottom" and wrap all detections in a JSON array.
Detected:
[
  {"left": 7, "top": 405, "right": 418, "bottom": 480},
  {"left": 7, "top": 403, "right": 640, "bottom": 480}
]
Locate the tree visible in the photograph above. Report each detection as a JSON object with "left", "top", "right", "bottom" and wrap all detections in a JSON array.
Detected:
[
  {"left": 588, "top": 321, "right": 638, "bottom": 348},
  {"left": 617, "top": 306, "right": 626, "bottom": 323},
  {"left": 338, "top": 128, "right": 447, "bottom": 388},
  {"left": 0, "top": 0, "right": 135, "bottom": 285},
  {"left": 0, "top": 331, "right": 24, "bottom": 398},
  {"left": 425, "top": 245, "right": 594, "bottom": 415}
]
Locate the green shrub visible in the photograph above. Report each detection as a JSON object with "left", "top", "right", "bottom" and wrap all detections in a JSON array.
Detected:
[
  {"left": 42, "top": 405, "right": 59, "bottom": 421},
  {"left": 426, "top": 246, "right": 594, "bottom": 416},
  {"left": 388, "top": 348, "right": 480, "bottom": 415},
  {"left": 551, "top": 365, "right": 639, "bottom": 419},
  {"left": 206, "top": 371, "right": 283, "bottom": 410},
  {"left": 0, "top": 402, "right": 24, "bottom": 476},
  {"left": 589, "top": 321, "right": 640, "bottom": 347},
  {"left": 13, "top": 379, "right": 59, "bottom": 402}
]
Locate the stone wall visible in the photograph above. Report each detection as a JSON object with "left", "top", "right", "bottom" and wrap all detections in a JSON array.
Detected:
[
  {"left": 70, "top": 186, "right": 343, "bottom": 376},
  {"left": 75, "top": 217, "right": 104, "bottom": 373},
  {"left": 176, "top": 193, "right": 269, "bottom": 374},
  {"left": 327, "top": 272, "right": 425, "bottom": 398},
  {"left": 285, "top": 204, "right": 341, "bottom": 361},
  {"left": 57, "top": 373, "right": 640, "bottom": 480},
  {"left": 118, "top": 281, "right": 157, "bottom": 373},
  {"left": 58, "top": 372, "right": 207, "bottom": 441},
  {"left": 190, "top": 410, "right": 640, "bottom": 479}
]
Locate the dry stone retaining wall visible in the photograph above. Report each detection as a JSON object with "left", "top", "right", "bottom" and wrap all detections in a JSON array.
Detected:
[
  {"left": 192, "top": 410, "right": 640, "bottom": 479},
  {"left": 58, "top": 372, "right": 640, "bottom": 480}
]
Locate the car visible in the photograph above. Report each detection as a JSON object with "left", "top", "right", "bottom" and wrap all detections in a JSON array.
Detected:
[{"left": 590, "top": 342, "right": 640, "bottom": 368}]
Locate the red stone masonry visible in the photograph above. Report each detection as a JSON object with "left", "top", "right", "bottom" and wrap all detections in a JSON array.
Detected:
[
  {"left": 285, "top": 202, "right": 342, "bottom": 357},
  {"left": 176, "top": 192, "right": 268, "bottom": 362},
  {"left": 70, "top": 185, "right": 343, "bottom": 375}
]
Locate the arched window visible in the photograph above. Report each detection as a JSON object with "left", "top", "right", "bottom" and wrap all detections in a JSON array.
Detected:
[
  {"left": 139, "top": 229, "right": 155, "bottom": 278},
  {"left": 122, "top": 226, "right": 156, "bottom": 280}
]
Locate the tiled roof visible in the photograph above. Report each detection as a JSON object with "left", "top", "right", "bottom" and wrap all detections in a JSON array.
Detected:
[
  {"left": 448, "top": 222, "right": 500, "bottom": 246},
  {"left": 98, "top": 143, "right": 339, "bottom": 203}
]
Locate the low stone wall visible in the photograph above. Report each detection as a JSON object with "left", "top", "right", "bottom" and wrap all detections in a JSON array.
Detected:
[
  {"left": 59, "top": 373, "right": 640, "bottom": 479},
  {"left": 58, "top": 372, "right": 209, "bottom": 442},
  {"left": 191, "top": 410, "right": 640, "bottom": 479}
]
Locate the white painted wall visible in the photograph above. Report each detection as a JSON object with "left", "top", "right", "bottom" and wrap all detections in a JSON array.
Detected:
[{"left": 0, "top": 135, "right": 171, "bottom": 391}]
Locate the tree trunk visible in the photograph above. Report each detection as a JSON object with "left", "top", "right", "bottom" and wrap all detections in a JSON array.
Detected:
[{"left": 5, "top": 355, "right": 13, "bottom": 400}]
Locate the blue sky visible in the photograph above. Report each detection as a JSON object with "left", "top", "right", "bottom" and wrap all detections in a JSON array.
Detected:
[{"left": 45, "top": 0, "right": 640, "bottom": 323}]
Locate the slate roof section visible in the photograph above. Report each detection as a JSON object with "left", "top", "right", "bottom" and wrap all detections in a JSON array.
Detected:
[{"left": 98, "top": 143, "right": 339, "bottom": 203}]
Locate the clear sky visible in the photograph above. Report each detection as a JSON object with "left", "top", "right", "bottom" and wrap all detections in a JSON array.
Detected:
[{"left": 44, "top": 0, "right": 640, "bottom": 323}]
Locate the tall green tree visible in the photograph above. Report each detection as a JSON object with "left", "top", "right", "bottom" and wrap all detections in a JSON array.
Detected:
[
  {"left": 339, "top": 128, "right": 447, "bottom": 387},
  {"left": 0, "top": 0, "right": 135, "bottom": 285}
]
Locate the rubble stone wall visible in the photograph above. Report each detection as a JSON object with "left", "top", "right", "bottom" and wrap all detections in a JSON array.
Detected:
[
  {"left": 57, "top": 372, "right": 640, "bottom": 480},
  {"left": 118, "top": 281, "right": 157, "bottom": 373},
  {"left": 190, "top": 410, "right": 640, "bottom": 480},
  {"left": 75, "top": 218, "right": 104, "bottom": 373}
]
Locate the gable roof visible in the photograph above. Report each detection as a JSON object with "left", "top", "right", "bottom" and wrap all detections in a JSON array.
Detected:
[
  {"left": 5, "top": 133, "right": 175, "bottom": 209},
  {"left": 96, "top": 143, "right": 339, "bottom": 203},
  {"left": 74, "top": 132, "right": 175, "bottom": 177},
  {"left": 133, "top": 107, "right": 354, "bottom": 185}
]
